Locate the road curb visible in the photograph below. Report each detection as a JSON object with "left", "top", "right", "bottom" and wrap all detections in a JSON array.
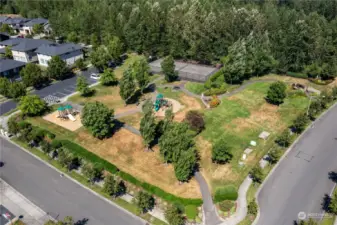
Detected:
[
  {"left": 252, "top": 101, "right": 337, "bottom": 225},
  {"left": 5, "top": 137, "right": 147, "bottom": 225}
]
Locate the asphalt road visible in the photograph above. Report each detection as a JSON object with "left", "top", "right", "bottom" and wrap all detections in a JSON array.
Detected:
[
  {"left": 0, "top": 68, "right": 98, "bottom": 116},
  {"left": 256, "top": 103, "right": 337, "bottom": 225},
  {"left": 0, "top": 137, "right": 145, "bottom": 225}
]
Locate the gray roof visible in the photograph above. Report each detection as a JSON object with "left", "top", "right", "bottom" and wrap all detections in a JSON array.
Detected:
[
  {"left": 3, "top": 17, "right": 30, "bottom": 25},
  {"left": 0, "top": 16, "right": 9, "bottom": 23},
  {"left": 35, "top": 43, "right": 83, "bottom": 56},
  {"left": 11, "top": 38, "right": 53, "bottom": 52},
  {"left": 24, "top": 18, "right": 48, "bottom": 27},
  {"left": 0, "top": 38, "right": 25, "bottom": 47},
  {"left": 0, "top": 59, "right": 26, "bottom": 73}
]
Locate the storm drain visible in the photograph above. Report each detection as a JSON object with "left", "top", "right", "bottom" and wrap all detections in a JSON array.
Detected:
[{"left": 295, "top": 151, "right": 314, "bottom": 162}]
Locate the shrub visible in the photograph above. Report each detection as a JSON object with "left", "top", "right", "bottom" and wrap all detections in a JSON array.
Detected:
[
  {"left": 214, "top": 185, "right": 238, "bottom": 203},
  {"left": 184, "top": 110, "right": 205, "bottom": 133},
  {"left": 247, "top": 200, "right": 258, "bottom": 215},
  {"left": 185, "top": 205, "right": 198, "bottom": 219},
  {"left": 268, "top": 148, "right": 283, "bottom": 164},
  {"left": 209, "top": 95, "right": 220, "bottom": 108},
  {"left": 292, "top": 113, "right": 309, "bottom": 133},
  {"left": 250, "top": 167, "right": 264, "bottom": 183},
  {"left": 134, "top": 191, "right": 155, "bottom": 213},
  {"left": 204, "top": 70, "right": 224, "bottom": 89},
  {"left": 275, "top": 129, "right": 291, "bottom": 147},
  {"left": 212, "top": 138, "right": 232, "bottom": 164},
  {"left": 219, "top": 200, "right": 234, "bottom": 212},
  {"left": 165, "top": 205, "right": 185, "bottom": 225},
  {"left": 203, "top": 87, "right": 227, "bottom": 96},
  {"left": 266, "top": 81, "right": 287, "bottom": 105}
]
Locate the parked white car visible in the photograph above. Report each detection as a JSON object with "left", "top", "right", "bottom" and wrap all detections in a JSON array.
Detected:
[{"left": 90, "top": 73, "right": 100, "bottom": 80}]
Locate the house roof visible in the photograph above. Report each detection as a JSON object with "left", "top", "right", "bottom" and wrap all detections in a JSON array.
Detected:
[
  {"left": 0, "top": 16, "right": 9, "bottom": 23},
  {"left": 0, "top": 59, "right": 26, "bottom": 73},
  {"left": 3, "top": 17, "right": 30, "bottom": 25},
  {"left": 11, "top": 38, "right": 53, "bottom": 52},
  {"left": 0, "top": 38, "right": 25, "bottom": 47},
  {"left": 23, "top": 18, "right": 48, "bottom": 27},
  {"left": 35, "top": 43, "right": 83, "bottom": 56}
]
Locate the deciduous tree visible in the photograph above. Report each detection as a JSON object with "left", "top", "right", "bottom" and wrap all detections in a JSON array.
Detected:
[
  {"left": 100, "top": 68, "right": 117, "bottom": 86},
  {"left": 165, "top": 205, "right": 185, "bottom": 225},
  {"left": 76, "top": 75, "right": 91, "bottom": 96},
  {"left": 19, "top": 95, "right": 47, "bottom": 116},
  {"left": 133, "top": 191, "right": 155, "bottom": 213},
  {"left": 131, "top": 56, "right": 149, "bottom": 93},
  {"left": 119, "top": 68, "right": 136, "bottom": 104},
  {"left": 174, "top": 149, "right": 197, "bottom": 182},
  {"left": 47, "top": 56, "right": 69, "bottom": 80},
  {"left": 161, "top": 55, "right": 177, "bottom": 82},
  {"left": 21, "top": 63, "right": 49, "bottom": 88},
  {"left": 81, "top": 101, "right": 114, "bottom": 139},
  {"left": 90, "top": 45, "right": 110, "bottom": 72}
]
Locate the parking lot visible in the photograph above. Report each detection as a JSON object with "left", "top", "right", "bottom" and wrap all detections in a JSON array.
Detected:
[
  {"left": 0, "top": 205, "right": 14, "bottom": 225},
  {"left": 0, "top": 67, "right": 99, "bottom": 116}
]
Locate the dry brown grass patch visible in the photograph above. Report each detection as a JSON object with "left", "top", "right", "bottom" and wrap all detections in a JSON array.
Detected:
[
  {"left": 75, "top": 128, "right": 201, "bottom": 198},
  {"left": 174, "top": 95, "right": 203, "bottom": 122},
  {"left": 225, "top": 103, "right": 284, "bottom": 133}
]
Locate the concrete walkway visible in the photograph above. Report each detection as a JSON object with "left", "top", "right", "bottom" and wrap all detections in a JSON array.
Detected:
[
  {"left": 0, "top": 179, "right": 53, "bottom": 225},
  {"left": 195, "top": 172, "right": 222, "bottom": 225},
  {"left": 219, "top": 177, "right": 253, "bottom": 225}
]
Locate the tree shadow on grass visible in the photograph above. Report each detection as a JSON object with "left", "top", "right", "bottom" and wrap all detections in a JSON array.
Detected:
[{"left": 111, "top": 119, "right": 125, "bottom": 135}]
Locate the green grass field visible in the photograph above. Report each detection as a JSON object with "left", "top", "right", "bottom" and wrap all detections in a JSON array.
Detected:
[
  {"left": 185, "top": 82, "right": 207, "bottom": 95},
  {"left": 199, "top": 82, "right": 309, "bottom": 189}
]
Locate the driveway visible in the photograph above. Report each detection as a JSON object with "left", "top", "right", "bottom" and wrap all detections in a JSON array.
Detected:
[
  {"left": 256, "top": 104, "right": 337, "bottom": 225},
  {"left": 0, "top": 67, "right": 98, "bottom": 116},
  {"left": 0, "top": 137, "right": 145, "bottom": 225}
]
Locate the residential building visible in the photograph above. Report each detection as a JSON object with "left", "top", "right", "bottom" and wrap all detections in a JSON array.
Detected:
[
  {"left": 3, "top": 17, "right": 30, "bottom": 33},
  {"left": 11, "top": 38, "right": 53, "bottom": 62},
  {"left": 0, "top": 16, "right": 9, "bottom": 26},
  {"left": 0, "top": 38, "right": 24, "bottom": 49},
  {"left": 0, "top": 59, "right": 26, "bottom": 80},
  {"left": 0, "top": 33, "right": 10, "bottom": 42},
  {"left": 35, "top": 43, "right": 83, "bottom": 66},
  {"left": 20, "top": 18, "right": 48, "bottom": 35}
]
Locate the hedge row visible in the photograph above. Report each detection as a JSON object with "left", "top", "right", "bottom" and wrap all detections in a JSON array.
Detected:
[
  {"left": 53, "top": 139, "right": 119, "bottom": 173},
  {"left": 53, "top": 139, "right": 203, "bottom": 206},
  {"left": 214, "top": 185, "right": 238, "bottom": 203},
  {"left": 204, "top": 87, "right": 227, "bottom": 96},
  {"left": 286, "top": 71, "right": 308, "bottom": 79}
]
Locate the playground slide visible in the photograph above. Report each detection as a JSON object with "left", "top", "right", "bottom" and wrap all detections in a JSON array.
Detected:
[{"left": 68, "top": 114, "right": 76, "bottom": 121}]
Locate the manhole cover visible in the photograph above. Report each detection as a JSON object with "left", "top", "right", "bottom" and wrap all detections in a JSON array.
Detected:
[{"left": 295, "top": 151, "right": 314, "bottom": 162}]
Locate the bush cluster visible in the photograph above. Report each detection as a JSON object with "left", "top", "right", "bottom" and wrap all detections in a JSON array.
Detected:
[
  {"left": 209, "top": 95, "right": 221, "bottom": 108},
  {"left": 219, "top": 200, "right": 234, "bottom": 212}
]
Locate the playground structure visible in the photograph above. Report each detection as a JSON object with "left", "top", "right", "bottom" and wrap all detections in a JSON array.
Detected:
[
  {"left": 57, "top": 104, "right": 78, "bottom": 121},
  {"left": 154, "top": 93, "right": 172, "bottom": 112}
]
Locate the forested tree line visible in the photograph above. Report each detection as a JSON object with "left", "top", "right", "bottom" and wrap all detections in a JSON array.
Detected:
[{"left": 2, "top": 0, "right": 337, "bottom": 79}]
